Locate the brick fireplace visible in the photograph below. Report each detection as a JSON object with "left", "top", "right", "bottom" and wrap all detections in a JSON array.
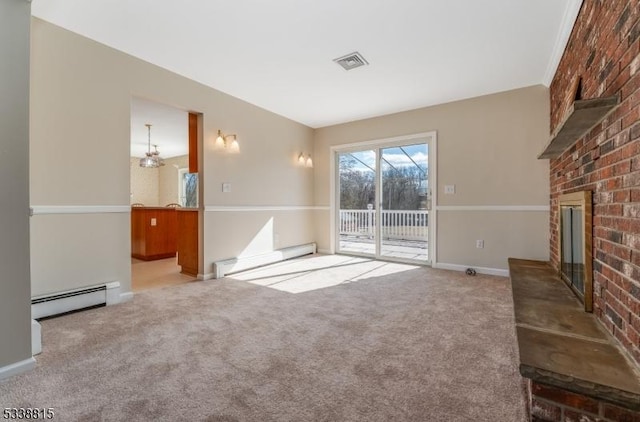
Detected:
[
  {"left": 514, "top": 1, "right": 640, "bottom": 421},
  {"left": 549, "top": 0, "right": 640, "bottom": 371}
]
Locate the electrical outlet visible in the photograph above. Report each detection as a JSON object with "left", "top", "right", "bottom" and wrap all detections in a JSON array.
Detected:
[
  {"left": 476, "top": 240, "right": 484, "bottom": 248},
  {"left": 222, "top": 183, "right": 231, "bottom": 193},
  {"left": 444, "top": 185, "right": 455, "bottom": 194},
  {"left": 150, "top": 218, "right": 157, "bottom": 226}
]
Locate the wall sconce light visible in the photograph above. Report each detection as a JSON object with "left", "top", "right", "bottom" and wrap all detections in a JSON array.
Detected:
[
  {"left": 298, "top": 153, "right": 313, "bottom": 168},
  {"left": 215, "top": 130, "right": 240, "bottom": 153}
]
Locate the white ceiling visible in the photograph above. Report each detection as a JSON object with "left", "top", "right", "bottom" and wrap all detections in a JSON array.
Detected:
[
  {"left": 130, "top": 97, "right": 188, "bottom": 159},
  {"left": 32, "top": 0, "right": 580, "bottom": 129}
]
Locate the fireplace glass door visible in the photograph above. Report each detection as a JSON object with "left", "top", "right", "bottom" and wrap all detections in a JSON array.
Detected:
[
  {"left": 558, "top": 191, "right": 592, "bottom": 312},
  {"left": 560, "top": 206, "right": 584, "bottom": 295}
]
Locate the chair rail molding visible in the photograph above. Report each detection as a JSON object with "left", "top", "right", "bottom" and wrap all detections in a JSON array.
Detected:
[
  {"left": 435, "top": 205, "right": 550, "bottom": 212},
  {"left": 30, "top": 205, "right": 131, "bottom": 215},
  {"left": 204, "top": 205, "right": 327, "bottom": 212}
]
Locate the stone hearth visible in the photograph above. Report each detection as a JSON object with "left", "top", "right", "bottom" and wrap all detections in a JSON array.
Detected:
[{"left": 509, "top": 258, "right": 640, "bottom": 421}]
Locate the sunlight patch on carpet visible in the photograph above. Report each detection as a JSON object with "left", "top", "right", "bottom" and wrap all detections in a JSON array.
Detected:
[{"left": 228, "top": 254, "right": 421, "bottom": 293}]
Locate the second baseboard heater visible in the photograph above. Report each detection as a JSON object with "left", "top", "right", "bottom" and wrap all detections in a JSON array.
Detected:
[
  {"left": 213, "top": 242, "right": 317, "bottom": 279},
  {"left": 31, "top": 281, "right": 121, "bottom": 319}
]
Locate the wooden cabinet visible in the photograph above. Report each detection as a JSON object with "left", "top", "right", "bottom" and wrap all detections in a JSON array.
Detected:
[
  {"left": 131, "top": 207, "right": 177, "bottom": 260},
  {"left": 177, "top": 209, "right": 198, "bottom": 276}
]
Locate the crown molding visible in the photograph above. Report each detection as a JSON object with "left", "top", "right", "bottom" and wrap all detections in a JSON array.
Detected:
[{"left": 543, "top": 0, "right": 584, "bottom": 86}]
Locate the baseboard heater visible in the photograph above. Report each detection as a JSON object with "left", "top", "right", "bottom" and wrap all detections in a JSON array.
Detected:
[
  {"left": 213, "top": 242, "right": 317, "bottom": 279},
  {"left": 31, "top": 281, "right": 121, "bottom": 319}
]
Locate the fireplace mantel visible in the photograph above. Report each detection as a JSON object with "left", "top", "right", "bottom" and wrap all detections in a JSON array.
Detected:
[
  {"left": 538, "top": 96, "right": 619, "bottom": 159},
  {"left": 508, "top": 258, "right": 640, "bottom": 411}
]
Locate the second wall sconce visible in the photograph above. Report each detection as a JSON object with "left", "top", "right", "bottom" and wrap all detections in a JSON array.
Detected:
[
  {"left": 298, "top": 153, "right": 313, "bottom": 168},
  {"left": 215, "top": 130, "right": 240, "bottom": 153}
]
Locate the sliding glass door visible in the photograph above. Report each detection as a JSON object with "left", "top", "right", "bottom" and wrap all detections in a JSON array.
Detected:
[
  {"left": 337, "top": 149, "right": 377, "bottom": 256},
  {"left": 380, "top": 143, "right": 429, "bottom": 261},
  {"left": 336, "top": 138, "right": 431, "bottom": 264}
]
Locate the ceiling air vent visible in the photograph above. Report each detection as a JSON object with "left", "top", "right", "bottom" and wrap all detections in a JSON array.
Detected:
[{"left": 333, "top": 52, "right": 369, "bottom": 71}]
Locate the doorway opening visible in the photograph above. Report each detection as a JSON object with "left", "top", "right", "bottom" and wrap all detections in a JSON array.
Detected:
[
  {"left": 334, "top": 133, "right": 435, "bottom": 265},
  {"left": 129, "top": 97, "right": 200, "bottom": 291}
]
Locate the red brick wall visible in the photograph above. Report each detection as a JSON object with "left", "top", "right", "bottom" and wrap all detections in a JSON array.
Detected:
[
  {"left": 528, "top": 381, "right": 640, "bottom": 422},
  {"left": 549, "top": 0, "right": 640, "bottom": 366}
]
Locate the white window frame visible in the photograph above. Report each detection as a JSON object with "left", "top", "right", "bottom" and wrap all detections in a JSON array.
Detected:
[{"left": 329, "top": 131, "right": 437, "bottom": 265}]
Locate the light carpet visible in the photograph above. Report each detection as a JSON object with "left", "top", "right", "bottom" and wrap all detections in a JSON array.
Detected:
[{"left": 0, "top": 254, "right": 526, "bottom": 421}]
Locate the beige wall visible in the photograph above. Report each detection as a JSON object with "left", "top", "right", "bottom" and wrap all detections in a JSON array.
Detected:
[
  {"left": 130, "top": 157, "right": 159, "bottom": 205},
  {"left": 313, "top": 86, "right": 551, "bottom": 270},
  {"left": 0, "top": 0, "right": 32, "bottom": 370},
  {"left": 129, "top": 155, "right": 188, "bottom": 206},
  {"left": 31, "top": 18, "right": 315, "bottom": 293},
  {"left": 159, "top": 155, "right": 189, "bottom": 206},
  {"left": 437, "top": 211, "right": 549, "bottom": 269},
  {"left": 207, "top": 210, "right": 315, "bottom": 260},
  {"left": 29, "top": 17, "right": 549, "bottom": 306},
  {"left": 30, "top": 214, "right": 130, "bottom": 296}
]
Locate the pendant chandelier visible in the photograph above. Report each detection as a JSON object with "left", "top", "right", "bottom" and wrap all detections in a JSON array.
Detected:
[{"left": 139, "top": 124, "right": 165, "bottom": 168}]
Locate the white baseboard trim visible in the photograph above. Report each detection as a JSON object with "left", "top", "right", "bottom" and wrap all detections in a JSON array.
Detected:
[
  {"left": 0, "top": 357, "right": 36, "bottom": 382},
  {"left": 317, "top": 249, "right": 333, "bottom": 255},
  {"left": 105, "top": 281, "right": 121, "bottom": 305},
  {"left": 198, "top": 273, "right": 215, "bottom": 280},
  {"left": 119, "top": 291, "right": 134, "bottom": 303},
  {"left": 213, "top": 243, "right": 317, "bottom": 278},
  {"left": 433, "top": 262, "right": 509, "bottom": 277},
  {"left": 32, "top": 320, "right": 41, "bottom": 356}
]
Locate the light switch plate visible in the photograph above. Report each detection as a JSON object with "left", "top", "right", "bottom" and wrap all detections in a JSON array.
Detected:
[
  {"left": 444, "top": 185, "right": 455, "bottom": 194},
  {"left": 222, "top": 183, "right": 231, "bottom": 193},
  {"left": 150, "top": 218, "right": 157, "bottom": 226}
]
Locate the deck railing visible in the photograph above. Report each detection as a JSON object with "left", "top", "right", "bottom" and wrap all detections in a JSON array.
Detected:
[{"left": 339, "top": 209, "right": 429, "bottom": 241}]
